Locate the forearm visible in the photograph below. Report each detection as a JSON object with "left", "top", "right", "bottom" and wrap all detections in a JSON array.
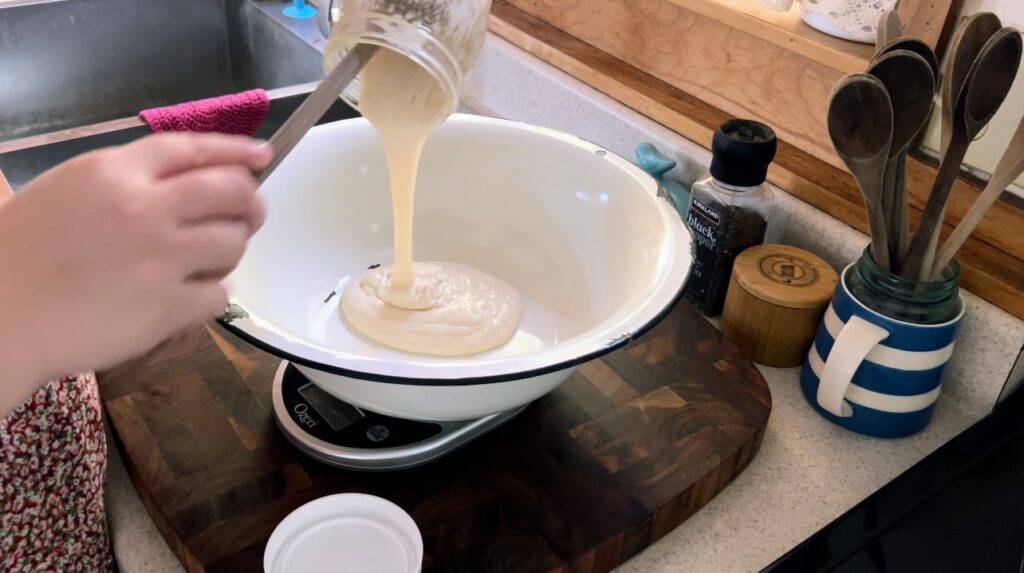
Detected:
[
  {"left": 0, "top": 195, "right": 52, "bottom": 417},
  {"left": 0, "top": 310, "right": 50, "bottom": 419}
]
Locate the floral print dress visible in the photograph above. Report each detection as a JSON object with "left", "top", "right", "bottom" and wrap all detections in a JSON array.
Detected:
[{"left": 0, "top": 373, "right": 113, "bottom": 572}]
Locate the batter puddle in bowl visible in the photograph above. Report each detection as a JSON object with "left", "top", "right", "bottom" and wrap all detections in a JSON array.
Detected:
[{"left": 339, "top": 47, "right": 523, "bottom": 356}]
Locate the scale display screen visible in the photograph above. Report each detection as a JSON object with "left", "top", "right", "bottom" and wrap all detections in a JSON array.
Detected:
[{"left": 297, "top": 382, "right": 365, "bottom": 432}]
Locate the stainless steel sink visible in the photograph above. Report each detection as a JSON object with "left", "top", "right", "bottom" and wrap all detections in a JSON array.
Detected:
[
  {"left": 0, "top": 0, "right": 357, "bottom": 189},
  {"left": 0, "top": 0, "right": 326, "bottom": 142},
  {"left": 0, "top": 83, "right": 359, "bottom": 190}
]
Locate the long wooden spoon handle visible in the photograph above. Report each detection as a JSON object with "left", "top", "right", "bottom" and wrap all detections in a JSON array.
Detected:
[
  {"left": 861, "top": 155, "right": 892, "bottom": 270},
  {"left": 901, "top": 137, "right": 972, "bottom": 280},
  {"left": 867, "top": 203, "right": 892, "bottom": 271},
  {"left": 258, "top": 43, "right": 379, "bottom": 183},
  {"left": 930, "top": 119, "right": 1024, "bottom": 278},
  {"left": 894, "top": 154, "right": 910, "bottom": 266},
  {"left": 881, "top": 156, "right": 900, "bottom": 266}
]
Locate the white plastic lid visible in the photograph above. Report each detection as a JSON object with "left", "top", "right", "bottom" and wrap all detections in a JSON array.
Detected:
[{"left": 264, "top": 493, "right": 423, "bottom": 573}]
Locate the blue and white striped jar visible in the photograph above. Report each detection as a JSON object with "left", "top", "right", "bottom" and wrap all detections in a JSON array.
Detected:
[{"left": 800, "top": 262, "right": 964, "bottom": 438}]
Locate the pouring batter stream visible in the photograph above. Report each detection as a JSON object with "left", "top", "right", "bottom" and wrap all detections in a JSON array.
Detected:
[{"left": 340, "top": 47, "right": 523, "bottom": 355}]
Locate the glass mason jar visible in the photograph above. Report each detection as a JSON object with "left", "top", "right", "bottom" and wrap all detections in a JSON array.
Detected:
[
  {"left": 318, "top": 0, "right": 491, "bottom": 117},
  {"left": 845, "top": 249, "right": 961, "bottom": 325}
]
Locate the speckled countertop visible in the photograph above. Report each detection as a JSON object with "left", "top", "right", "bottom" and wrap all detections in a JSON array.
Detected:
[{"left": 103, "top": 35, "right": 1024, "bottom": 572}]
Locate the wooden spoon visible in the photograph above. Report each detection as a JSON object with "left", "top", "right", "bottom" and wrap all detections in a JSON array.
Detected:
[
  {"left": 827, "top": 74, "right": 894, "bottom": 270},
  {"left": 931, "top": 115, "right": 1024, "bottom": 278},
  {"left": 875, "top": 37, "right": 940, "bottom": 84},
  {"left": 258, "top": 43, "right": 379, "bottom": 183},
  {"left": 866, "top": 50, "right": 935, "bottom": 271},
  {"left": 876, "top": 11, "right": 903, "bottom": 53},
  {"left": 939, "top": 12, "right": 1002, "bottom": 155},
  {"left": 902, "top": 28, "right": 1023, "bottom": 280}
]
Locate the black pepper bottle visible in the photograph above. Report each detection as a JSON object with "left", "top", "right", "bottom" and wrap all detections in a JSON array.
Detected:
[{"left": 683, "top": 119, "right": 777, "bottom": 316}]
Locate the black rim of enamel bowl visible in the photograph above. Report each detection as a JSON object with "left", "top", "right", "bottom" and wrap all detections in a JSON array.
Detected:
[
  {"left": 217, "top": 285, "right": 685, "bottom": 387},
  {"left": 221, "top": 114, "right": 693, "bottom": 387}
]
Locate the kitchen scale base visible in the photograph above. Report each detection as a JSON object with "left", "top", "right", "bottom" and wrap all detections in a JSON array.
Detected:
[{"left": 271, "top": 361, "right": 525, "bottom": 471}]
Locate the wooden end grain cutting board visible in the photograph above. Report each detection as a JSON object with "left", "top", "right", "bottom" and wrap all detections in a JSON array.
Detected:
[{"left": 101, "top": 299, "right": 771, "bottom": 572}]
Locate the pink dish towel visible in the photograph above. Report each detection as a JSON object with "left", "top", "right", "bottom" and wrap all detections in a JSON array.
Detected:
[{"left": 139, "top": 89, "right": 270, "bottom": 136}]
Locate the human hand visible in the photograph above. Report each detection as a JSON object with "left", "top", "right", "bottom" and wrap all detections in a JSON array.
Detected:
[{"left": 0, "top": 133, "right": 270, "bottom": 399}]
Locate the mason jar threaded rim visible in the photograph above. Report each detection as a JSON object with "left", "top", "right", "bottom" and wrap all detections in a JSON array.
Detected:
[
  {"left": 323, "top": 13, "right": 464, "bottom": 117},
  {"left": 844, "top": 248, "right": 962, "bottom": 325}
]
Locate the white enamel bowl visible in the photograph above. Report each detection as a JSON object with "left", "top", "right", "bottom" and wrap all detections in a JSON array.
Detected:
[{"left": 223, "top": 115, "right": 693, "bottom": 421}]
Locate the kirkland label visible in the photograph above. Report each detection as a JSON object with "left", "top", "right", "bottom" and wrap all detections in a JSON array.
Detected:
[{"left": 690, "top": 197, "right": 721, "bottom": 226}]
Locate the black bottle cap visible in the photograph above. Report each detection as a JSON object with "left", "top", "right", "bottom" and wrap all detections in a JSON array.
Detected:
[{"left": 709, "top": 119, "right": 778, "bottom": 188}]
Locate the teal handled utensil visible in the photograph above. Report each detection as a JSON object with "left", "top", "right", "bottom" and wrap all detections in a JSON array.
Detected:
[{"left": 635, "top": 143, "right": 691, "bottom": 216}]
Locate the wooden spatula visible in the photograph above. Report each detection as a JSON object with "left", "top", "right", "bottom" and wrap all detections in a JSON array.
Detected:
[{"left": 930, "top": 116, "right": 1024, "bottom": 278}]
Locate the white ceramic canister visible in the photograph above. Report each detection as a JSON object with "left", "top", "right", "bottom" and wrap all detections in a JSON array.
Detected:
[{"left": 799, "top": 0, "right": 900, "bottom": 44}]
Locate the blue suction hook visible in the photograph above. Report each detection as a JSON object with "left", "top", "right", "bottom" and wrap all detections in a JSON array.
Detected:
[
  {"left": 284, "top": 0, "right": 317, "bottom": 19},
  {"left": 635, "top": 143, "right": 690, "bottom": 216}
]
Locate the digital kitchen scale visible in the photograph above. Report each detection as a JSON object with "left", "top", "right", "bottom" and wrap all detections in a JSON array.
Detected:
[{"left": 271, "top": 361, "right": 526, "bottom": 471}]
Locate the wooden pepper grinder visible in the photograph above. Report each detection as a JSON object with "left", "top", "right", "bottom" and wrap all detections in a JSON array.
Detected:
[{"left": 721, "top": 244, "right": 838, "bottom": 367}]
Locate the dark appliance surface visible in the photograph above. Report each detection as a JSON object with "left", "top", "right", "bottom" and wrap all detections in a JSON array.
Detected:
[{"left": 765, "top": 382, "right": 1024, "bottom": 572}]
